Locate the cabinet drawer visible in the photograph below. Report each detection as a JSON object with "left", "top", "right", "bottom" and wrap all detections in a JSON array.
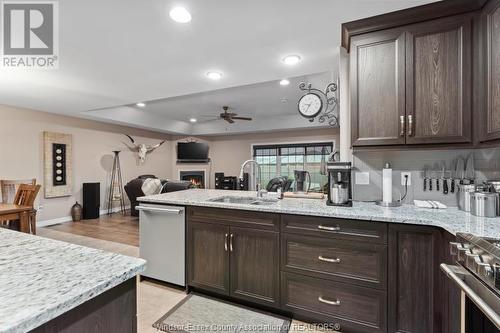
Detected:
[
  {"left": 187, "top": 206, "right": 279, "bottom": 231},
  {"left": 282, "top": 272, "right": 387, "bottom": 333},
  {"left": 282, "top": 234, "right": 387, "bottom": 289},
  {"left": 281, "top": 214, "right": 387, "bottom": 244}
]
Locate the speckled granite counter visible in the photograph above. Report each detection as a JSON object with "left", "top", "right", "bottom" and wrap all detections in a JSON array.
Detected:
[
  {"left": 0, "top": 228, "right": 145, "bottom": 333},
  {"left": 139, "top": 189, "right": 500, "bottom": 238}
]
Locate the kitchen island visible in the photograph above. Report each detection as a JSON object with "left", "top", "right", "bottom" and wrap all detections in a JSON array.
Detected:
[
  {"left": 138, "top": 189, "right": 499, "bottom": 333},
  {"left": 0, "top": 228, "right": 145, "bottom": 333}
]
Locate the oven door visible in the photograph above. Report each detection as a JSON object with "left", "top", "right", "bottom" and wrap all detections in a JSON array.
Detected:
[{"left": 441, "top": 264, "right": 500, "bottom": 332}]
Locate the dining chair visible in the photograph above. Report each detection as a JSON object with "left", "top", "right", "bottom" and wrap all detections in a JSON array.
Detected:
[
  {"left": 1, "top": 179, "right": 37, "bottom": 203},
  {"left": 5, "top": 183, "right": 41, "bottom": 234}
]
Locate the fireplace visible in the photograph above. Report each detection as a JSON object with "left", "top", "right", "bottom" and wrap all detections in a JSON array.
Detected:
[{"left": 179, "top": 170, "right": 205, "bottom": 189}]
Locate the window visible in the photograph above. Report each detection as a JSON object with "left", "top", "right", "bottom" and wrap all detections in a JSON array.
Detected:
[{"left": 253, "top": 142, "right": 334, "bottom": 192}]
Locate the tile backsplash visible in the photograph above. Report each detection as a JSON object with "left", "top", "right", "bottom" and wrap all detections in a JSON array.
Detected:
[{"left": 352, "top": 148, "right": 500, "bottom": 206}]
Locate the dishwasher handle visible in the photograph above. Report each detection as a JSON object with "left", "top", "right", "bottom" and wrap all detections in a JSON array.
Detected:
[{"left": 136, "top": 206, "right": 184, "bottom": 214}]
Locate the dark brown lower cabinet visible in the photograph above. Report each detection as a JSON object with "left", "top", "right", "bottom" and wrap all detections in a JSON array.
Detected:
[
  {"left": 282, "top": 272, "right": 387, "bottom": 333},
  {"left": 32, "top": 279, "right": 137, "bottom": 333},
  {"left": 388, "top": 224, "right": 458, "bottom": 333},
  {"left": 187, "top": 209, "right": 280, "bottom": 307},
  {"left": 187, "top": 208, "right": 460, "bottom": 333},
  {"left": 230, "top": 227, "right": 280, "bottom": 307},
  {"left": 187, "top": 221, "right": 230, "bottom": 295}
]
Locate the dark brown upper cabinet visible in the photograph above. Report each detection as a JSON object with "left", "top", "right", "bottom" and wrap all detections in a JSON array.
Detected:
[
  {"left": 482, "top": 0, "right": 500, "bottom": 142},
  {"left": 405, "top": 15, "right": 473, "bottom": 145},
  {"left": 350, "top": 14, "right": 474, "bottom": 148},
  {"left": 350, "top": 28, "right": 406, "bottom": 146}
]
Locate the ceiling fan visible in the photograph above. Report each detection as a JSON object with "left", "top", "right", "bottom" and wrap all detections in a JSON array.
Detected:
[{"left": 218, "top": 106, "right": 252, "bottom": 124}]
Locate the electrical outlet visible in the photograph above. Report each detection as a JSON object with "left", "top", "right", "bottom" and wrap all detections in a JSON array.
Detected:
[
  {"left": 355, "top": 172, "right": 370, "bottom": 185},
  {"left": 401, "top": 172, "right": 412, "bottom": 186}
]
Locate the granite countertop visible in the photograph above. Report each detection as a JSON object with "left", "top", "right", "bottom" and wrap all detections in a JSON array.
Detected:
[
  {"left": 0, "top": 229, "right": 146, "bottom": 333},
  {"left": 139, "top": 189, "right": 500, "bottom": 238}
]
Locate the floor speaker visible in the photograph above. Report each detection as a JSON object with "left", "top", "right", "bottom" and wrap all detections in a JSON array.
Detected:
[{"left": 83, "top": 182, "right": 100, "bottom": 219}]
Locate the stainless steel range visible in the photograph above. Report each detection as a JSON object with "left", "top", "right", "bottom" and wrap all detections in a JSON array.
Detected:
[{"left": 442, "top": 233, "right": 500, "bottom": 332}]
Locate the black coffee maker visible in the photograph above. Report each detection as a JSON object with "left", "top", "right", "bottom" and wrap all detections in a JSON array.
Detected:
[{"left": 327, "top": 162, "right": 353, "bottom": 207}]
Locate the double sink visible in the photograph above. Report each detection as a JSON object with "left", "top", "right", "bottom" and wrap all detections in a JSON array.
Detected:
[{"left": 208, "top": 195, "right": 278, "bottom": 206}]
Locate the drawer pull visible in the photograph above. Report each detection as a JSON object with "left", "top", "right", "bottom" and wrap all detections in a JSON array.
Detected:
[
  {"left": 318, "top": 225, "right": 340, "bottom": 232},
  {"left": 318, "top": 296, "right": 341, "bottom": 306},
  {"left": 318, "top": 255, "right": 341, "bottom": 263}
]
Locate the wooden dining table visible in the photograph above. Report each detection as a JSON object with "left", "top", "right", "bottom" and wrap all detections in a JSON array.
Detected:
[{"left": 0, "top": 203, "right": 32, "bottom": 233}]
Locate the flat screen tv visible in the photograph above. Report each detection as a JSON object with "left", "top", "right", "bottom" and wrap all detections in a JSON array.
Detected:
[{"left": 177, "top": 142, "right": 209, "bottom": 162}]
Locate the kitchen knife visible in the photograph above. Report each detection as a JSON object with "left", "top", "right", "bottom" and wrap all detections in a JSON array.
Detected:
[
  {"left": 450, "top": 159, "right": 456, "bottom": 193},
  {"left": 423, "top": 167, "right": 428, "bottom": 191},
  {"left": 434, "top": 163, "right": 440, "bottom": 192},
  {"left": 442, "top": 162, "right": 448, "bottom": 194},
  {"left": 465, "top": 154, "right": 475, "bottom": 184},
  {"left": 456, "top": 157, "right": 465, "bottom": 185}
]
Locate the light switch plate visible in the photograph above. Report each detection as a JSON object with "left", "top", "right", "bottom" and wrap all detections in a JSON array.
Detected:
[{"left": 355, "top": 172, "right": 370, "bottom": 185}]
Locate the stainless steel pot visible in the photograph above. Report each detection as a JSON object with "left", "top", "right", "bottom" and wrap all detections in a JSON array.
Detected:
[
  {"left": 330, "top": 184, "right": 349, "bottom": 205},
  {"left": 470, "top": 192, "right": 499, "bottom": 218},
  {"left": 457, "top": 184, "right": 476, "bottom": 212}
]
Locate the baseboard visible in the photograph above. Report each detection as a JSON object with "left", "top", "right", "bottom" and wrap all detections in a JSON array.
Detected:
[{"left": 37, "top": 205, "right": 131, "bottom": 227}]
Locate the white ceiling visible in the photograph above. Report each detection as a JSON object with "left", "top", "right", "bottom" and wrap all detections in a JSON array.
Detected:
[{"left": 0, "top": 0, "right": 438, "bottom": 135}]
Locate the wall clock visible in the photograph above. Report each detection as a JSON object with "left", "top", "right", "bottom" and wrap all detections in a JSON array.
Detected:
[
  {"left": 298, "top": 92, "right": 323, "bottom": 119},
  {"left": 297, "top": 80, "right": 340, "bottom": 127}
]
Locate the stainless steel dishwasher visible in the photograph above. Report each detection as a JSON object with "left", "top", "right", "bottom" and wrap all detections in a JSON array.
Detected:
[{"left": 137, "top": 203, "right": 185, "bottom": 286}]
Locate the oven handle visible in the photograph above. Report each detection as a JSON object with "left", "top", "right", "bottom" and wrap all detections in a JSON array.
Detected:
[{"left": 440, "top": 264, "right": 500, "bottom": 329}]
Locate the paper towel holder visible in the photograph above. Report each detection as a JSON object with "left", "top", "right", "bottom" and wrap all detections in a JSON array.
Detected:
[{"left": 376, "top": 162, "right": 402, "bottom": 207}]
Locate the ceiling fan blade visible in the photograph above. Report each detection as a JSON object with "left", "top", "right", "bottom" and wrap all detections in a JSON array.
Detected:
[
  {"left": 231, "top": 116, "right": 252, "bottom": 121},
  {"left": 225, "top": 118, "right": 235, "bottom": 124}
]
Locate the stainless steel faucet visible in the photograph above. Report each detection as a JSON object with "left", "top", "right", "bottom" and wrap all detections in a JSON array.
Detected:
[{"left": 239, "top": 159, "right": 265, "bottom": 197}]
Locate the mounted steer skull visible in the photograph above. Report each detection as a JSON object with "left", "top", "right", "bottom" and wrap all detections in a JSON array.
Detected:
[{"left": 124, "top": 135, "right": 166, "bottom": 164}]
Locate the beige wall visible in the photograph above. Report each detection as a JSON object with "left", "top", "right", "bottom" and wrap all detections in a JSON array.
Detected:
[
  {"left": 0, "top": 105, "right": 172, "bottom": 222},
  {"left": 169, "top": 128, "right": 339, "bottom": 188}
]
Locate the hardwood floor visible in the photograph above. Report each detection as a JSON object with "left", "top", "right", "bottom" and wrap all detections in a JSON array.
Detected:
[{"left": 46, "top": 213, "right": 139, "bottom": 246}]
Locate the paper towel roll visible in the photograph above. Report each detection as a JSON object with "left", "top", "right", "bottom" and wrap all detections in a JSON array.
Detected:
[{"left": 382, "top": 166, "right": 392, "bottom": 203}]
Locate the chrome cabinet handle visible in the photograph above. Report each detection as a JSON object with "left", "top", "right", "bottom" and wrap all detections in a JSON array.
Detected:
[
  {"left": 318, "top": 255, "right": 341, "bottom": 263},
  {"left": 400, "top": 115, "right": 405, "bottom": 137},
  {"left": 318, "top": 296, "right": 341, "bottom": 306},
  {"left": 229, "top": 233, "right": 234, "bottom": 252},
  {"left": 318, "top": 225, "right": 340, "bottom": 232},
  {"left": 407, "top": 115, "right": 413, "bottom": 136},
  {"left": 224, "top": 233, "right": 228, "bottom": 252}
]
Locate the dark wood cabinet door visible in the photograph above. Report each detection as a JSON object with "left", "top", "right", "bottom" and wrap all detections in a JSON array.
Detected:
[
  {"left": 229, "top": 227, "right": 280, "bottom": 307},
  {"left": 405, "top": 14, "right": 472, "bottom": 145},
  {"left": 187, "top": 221, "right": 230, "bottom": 295},
  {"left": 350, "top": 28, "right": 406, "bottom": 146},
  {"left": 483, "top": 0, "right": 500, "bottom": 142},
  {"left": 388, "top": 225, "right": 450, "bottom": 333}
]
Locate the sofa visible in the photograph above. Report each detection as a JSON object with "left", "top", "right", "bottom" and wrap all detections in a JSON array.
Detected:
[{"left": 124, "top": 175, "right": 193, "bottom": 216}]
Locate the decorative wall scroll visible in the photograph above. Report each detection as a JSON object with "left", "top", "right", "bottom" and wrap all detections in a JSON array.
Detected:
[{"left": 44, "top": 132, "right": 73, "bottom": 198}]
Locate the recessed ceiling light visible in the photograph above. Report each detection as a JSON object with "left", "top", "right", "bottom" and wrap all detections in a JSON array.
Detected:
[
  {"left": 282, "top": 55, "right": 301, "bottom": 65},
  {"left": 206, "top": 71, "right": 223, "bottom": 80},
  {"left": 136, "top": 102, "right": 146, "bottom": 108},
  {"left": 189, "top": 118, "right": 197, "bottom": 123},
  {"left": 169, "top": 7, "right": 191, "bottom": 23},
  {"left": 280, "top": 79, "right": 290, "bottom": 86}
]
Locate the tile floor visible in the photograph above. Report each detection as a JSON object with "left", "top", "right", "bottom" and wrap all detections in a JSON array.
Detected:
[{"left": 38, "top": 226, "right": 337, "bottom": 333}]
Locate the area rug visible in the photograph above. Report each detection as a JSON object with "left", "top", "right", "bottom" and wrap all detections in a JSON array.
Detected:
[{"left": 153, "top": 294, "right": 291, "bottom": 333}]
